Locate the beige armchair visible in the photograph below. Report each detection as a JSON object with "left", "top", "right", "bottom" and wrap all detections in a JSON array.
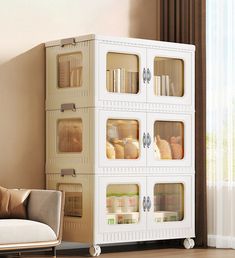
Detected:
[{"left": 0, "top": 189, "right": 64, "bottom": 258}]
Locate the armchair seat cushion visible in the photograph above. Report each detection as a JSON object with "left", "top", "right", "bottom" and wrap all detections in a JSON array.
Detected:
[{"left": 0, "top": 219, "right": 57, "bottom": 245}]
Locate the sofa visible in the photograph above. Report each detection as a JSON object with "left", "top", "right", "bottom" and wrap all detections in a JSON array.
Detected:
[{"left": 0, "top": 188, "right": 64, "bottom": 257}]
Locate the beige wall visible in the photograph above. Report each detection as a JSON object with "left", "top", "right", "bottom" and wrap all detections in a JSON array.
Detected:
[
  {"left": 0, "top": 45, "right": 45, "bottom": 188},
  {"left": 0, "top": 0, "right": 158, "bottom": 189},
  {"left": 0, "top": 0, "right": 158, "bottom": 64}
]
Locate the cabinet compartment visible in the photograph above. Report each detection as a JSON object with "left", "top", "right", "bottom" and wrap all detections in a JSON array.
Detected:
[
  {"left": 154, "top": 121, "right": 184, "bottom": 160},
  {"left": 147, "top": 48, "right": 193, "bottom": 107},
  {"left": 106, "top": 119, "right": 139, "bottom": 160},
  {"left": 58, "top": 183, "right": 83, "bottom": 217},
  {"left": 46, "top": 108, "right": 92, "bottom": 174},
  {"left": 97, "top": 176, "right": 146, "bottom": 234},
  {"left": 46, "top": 41, "right": 90, "bottom": 110},
  {"left": 46, "top": 174, "right": 92, "bottom": 243},
  {"left": 98, "top": 43, "right": 147, "bottom": 104},
  {"left": 57, "top": 118, "right": 83, "bottom": 153},
  {"left": 106, "top": 53, "right": 139, "bottom": 94},
  {"left": 58, "top": 52, "right": 83, "bottom": 88},
  {"left": 106, "top": 184, "right": 139, "bottom": 224},
  {"left": 154, "top": 183, "right": 184, "bottom": 222},
  {"left": 99, "top": 110, "right": 146, "bottom": 168},
  {"left": 154, "top": 57, "right": 184, "bottom": 97},
  {"left": 147, "top": 174, "right": 194, "bottom": 234},
  {"left": 147, "top": 113, "right": 193, "bottom": 168}
]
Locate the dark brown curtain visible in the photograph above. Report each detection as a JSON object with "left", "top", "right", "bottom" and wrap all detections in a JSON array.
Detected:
[{"left": 159, "top": 0, "right": 207, "bottom": 247}]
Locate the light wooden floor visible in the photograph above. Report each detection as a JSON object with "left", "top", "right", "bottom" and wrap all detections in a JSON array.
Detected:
[{"left": 5, "top": 248, "right": 235, "bottom": 258}]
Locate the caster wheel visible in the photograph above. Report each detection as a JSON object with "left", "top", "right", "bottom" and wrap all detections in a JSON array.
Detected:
[
  {"left": 183, "top": 238, "right": 195, "bottom": 249},
  {"left": 89, "top": 245, "right": 101, "bottom": 256}
]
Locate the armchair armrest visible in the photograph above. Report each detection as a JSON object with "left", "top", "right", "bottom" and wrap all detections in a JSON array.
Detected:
[{"left": 27, "top": 190, "right": 64, "bottom": 240}]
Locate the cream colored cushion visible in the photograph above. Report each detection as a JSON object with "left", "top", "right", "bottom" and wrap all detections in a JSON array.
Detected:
[
  {"left": 0, "top": 186, "right": 30, "bottom": 219},
  {"left": 0, "top": 219, "right": 57, "bottom": 244}
]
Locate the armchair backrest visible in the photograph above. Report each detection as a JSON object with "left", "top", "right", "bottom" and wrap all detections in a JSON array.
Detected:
[{"left": 27, "top": 190, "right": 64, "bottom": 240}]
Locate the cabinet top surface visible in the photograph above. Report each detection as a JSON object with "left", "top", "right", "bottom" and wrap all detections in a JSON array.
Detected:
[{"left": 45, "top": 34, "right": 195, "bottom": 51}]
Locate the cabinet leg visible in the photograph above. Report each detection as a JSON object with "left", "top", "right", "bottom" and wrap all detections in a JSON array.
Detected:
[
  {"left": 183, "top": 238, "right": 195, "bottom": 249},
  {"left": 89, "top": 245, "right": 101, "bottom": 256}
]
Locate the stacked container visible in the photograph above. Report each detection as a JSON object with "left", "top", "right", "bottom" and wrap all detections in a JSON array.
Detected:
[{"left": 46, "top": 35, "right": 195, "bottom": 256}]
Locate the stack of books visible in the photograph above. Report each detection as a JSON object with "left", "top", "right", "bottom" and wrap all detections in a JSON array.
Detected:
[
  {"left": 154, "top": 75, "right": 175, "bottom": 96},
  {"left": 106, "top": 68, "right": 139, "bottom": 94}
]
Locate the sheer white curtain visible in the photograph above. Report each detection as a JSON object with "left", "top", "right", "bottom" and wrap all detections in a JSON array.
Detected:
[{"left": 207, "top": 0, "right": 235, "bottom": 248}]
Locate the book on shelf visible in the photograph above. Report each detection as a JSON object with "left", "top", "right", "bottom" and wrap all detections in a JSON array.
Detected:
[
  {"left": 161, "top": 75, "right": 166, "bottom": 96},
  {"left": 120, "top": 68, "right": 126, "bottom": 93},
  {"left": 106, "top": 68, "right": 138, "bottom": 94},
  {"left": 106, "top": 69, "right": 113, "bottom": 92},
  {"left": 154, "top": 76, "right": 161, "bottom": 96},
  {"left": 165, "top": 75, "right": 170, "bottom": 96},
  {"left": 113, "top": 69, "right": 121, "bottom": 93}
]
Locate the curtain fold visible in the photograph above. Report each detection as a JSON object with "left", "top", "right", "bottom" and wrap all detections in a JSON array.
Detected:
[
  {"left": 207, "top": 0, "right": 235, "bottom": 249},
  {"left": 159, "top": 0, "right": 207, "bottom": 247}
]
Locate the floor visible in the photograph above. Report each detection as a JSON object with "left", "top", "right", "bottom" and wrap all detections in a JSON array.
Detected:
[{"left": 3, "top": 247, "right": 235, "bottom": 258}]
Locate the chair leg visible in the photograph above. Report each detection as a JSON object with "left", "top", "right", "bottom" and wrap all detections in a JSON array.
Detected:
[{"left": 52, "top": 247, "right": 56, "bottom": 258}]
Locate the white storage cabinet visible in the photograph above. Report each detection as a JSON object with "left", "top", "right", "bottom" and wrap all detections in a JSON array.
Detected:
[{"left": 45, "top": 35, "right": 195, "bottom": 256}]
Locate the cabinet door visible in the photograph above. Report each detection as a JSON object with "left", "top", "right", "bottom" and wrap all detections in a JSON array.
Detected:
[
  {"left": 46, "top": 108, "right": 91, "bottom": 174},
  {"left": 98, "top": 110, "right": 147, "bottom": 169},
  {"left": 46, "top": 174, "right": 92, "bottom": 243},
  {"left": 98, "top": 43, "right": 147, "bottom": 105},
  {"left": 147, "top": 113, "right": 193, "bottom": 168},
  {"left": 146, "top": 175, "right": 195, "bottom": 238},
  {"left": 98, "top": 176, "right": 147, "bottom": 234},
  {"left": 46, "top": 42, "right": 89, "bottom": 110},
  {"left": 146, "top": 48, "right": 194, "bottom": 107}
]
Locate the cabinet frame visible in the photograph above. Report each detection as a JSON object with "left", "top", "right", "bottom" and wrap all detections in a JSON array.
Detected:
[
  {"left": 93, "top": 174, "right": 195, "bottom": 244},
  {"left": 45, "top": 35, "right": 196, "bottom": 250},
  {"left": 146, "top": 175, "right": 194, "bottom": 231},
  {"left": 146, "top": 48, "right": 194, "bottom": 106},
  {"left": 147, "top": 112, "right": 193, "bottom": 168},
  {"left": 46, "top": 108, "right": 93, "bottom": 174},
  {"left": 46, "top": 42, "right": 90, "bottom": 110},
  {"left": 97, "top": 176, "right": 147, "bottom": 234},
  {"left": 98, "top": 109, "right": 147, "bottom": 168},
  {"left": 98, "top": 43, "right": 147, "bottom": 104}
]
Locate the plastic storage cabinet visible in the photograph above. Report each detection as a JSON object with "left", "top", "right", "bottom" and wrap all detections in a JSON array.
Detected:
[{"left": 45, "top": 35, "right": 195, "bottom": 256}]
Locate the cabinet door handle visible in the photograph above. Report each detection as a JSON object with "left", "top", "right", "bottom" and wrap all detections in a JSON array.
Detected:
[
  {"left": 143, "top": 133, "right": 147, "bottom": 148},
  {"left": 143, "top": 68, "right": 147, "bottom": 83},
  {"left": 146, "top": 133, "right": 151, "bottom": 148},
  {"left": 60, "top": 103, "right": 76, "bottom": 112},
  {"left": 60, "top": 37, "right": 76, "bottom": 47},
  {"left": 146, "top": 196, "right": 151, "bottom": 212},
  {"left": 61, "top": 168, "right": 76, "bottom": 177},
  {"left": 143, "top": 196, "right": 147, "bottom": 212},
  {"left": 147, "top": 68, "right": 151, "bottom": 83}
]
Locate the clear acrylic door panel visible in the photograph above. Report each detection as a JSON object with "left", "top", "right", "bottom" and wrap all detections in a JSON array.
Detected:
[
  {"left": 147, "top": 175, "right": 194, "bottom": 230},
  {"left": 57, "top": 183, "right": 83, "bottom": 218},
  {"left": 106, "top": 184, "right": 140, "bottom": 225},
  {"left": 46, "top": 108, "right": 91, "bottom": 174},
  {"left": 147, "top": 48, "right": 194, "bottom": 107},
  {"left": 46, "top": 174, "right": 92, "bottom": 243},
  {"left": 98, "top": 176, "right": 147, "bottom": 233},
  {"left": 99, "top": 110, "right": 147, "bottom": 169},
  {"left": 107, "top": 119, "right": 139, "bottom": 160},
  {"left": 154, "top": 183, "right": 184, "bottom": 222},
  {"left": 46, "top": 43, "right": 89, "bottom": 110},
  {"left": 147, "top": 113, "right": 193, "bottom": 168},
  {"left": 98, "top": 43, "right": 147, "bottom": 104}
]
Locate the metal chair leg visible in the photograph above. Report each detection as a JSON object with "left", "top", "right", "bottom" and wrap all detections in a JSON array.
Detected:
[{"left": 52, "top": 247, "right": 56, "bottom": 258}]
